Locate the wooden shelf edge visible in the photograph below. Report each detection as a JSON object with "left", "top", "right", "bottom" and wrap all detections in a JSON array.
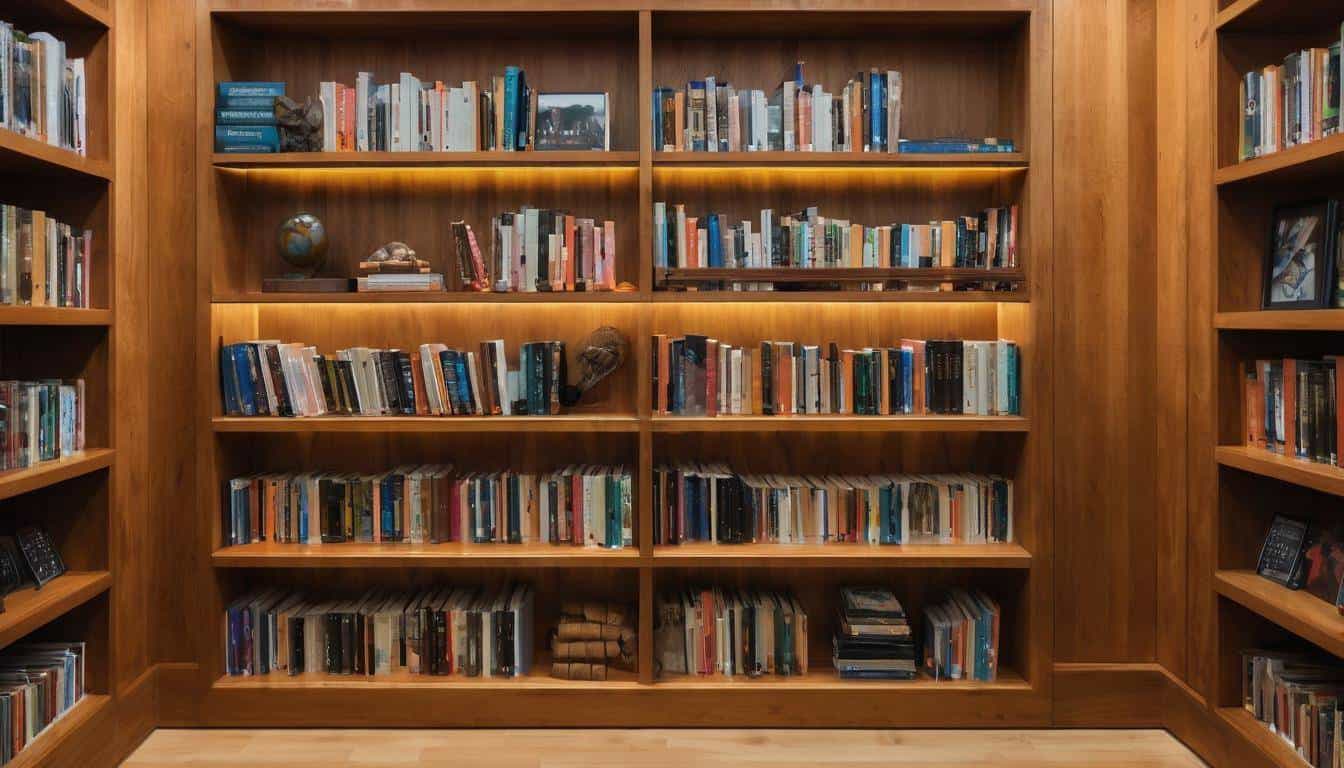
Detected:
[
  {"left": 212, "top": 543, "right": 640, "bottom": 568},
  {"left": 1215, "top": 133, "right": 1344, "bottom": 187},
  {"left": 0, "top": 131, "right": 112, "bottom": 181},
  {"left": 5, "top": 694, "right": 111, "bottom": 768},
  {"left": 653, "top": 151, "right": 1028, "bottom": 168},
  {"left": 659, "top": 267, "right": 1025, "bottom": 284},
  {"left": 1216, "top": 445, "right": 1344, "bottom": 497},
  {"left": 211, "top": 417, "right": 640, "bottom": 433},
  {"left": 212, "top": 291, "right": 644, "bottom": 304},
  {"left": 0, "top": 572, "right": 112, "bottom": 651},
  {"left": 1216, "top": 706, "right": 1311, "bottom": 768},
  {"left": 1215, "top": 309, "right": 1344, "bottom": 331},
  {"left": 651, "top": 290, "right": 1029, "bottom": 303},
  {"left": 212, "top": 150, "right": 639, "bottom": 169},
  {"left": 0, "top": 449, "right": 115, "bottom": 503},
  {"left": 0, "top": 307, "right": 113, "bottom": 326},
  {"left": 651, "top": 543, "right": 1031, "bottom": 568},
  {"left": 652, "top": 416, "right": 1030, "bottom": 433},
  {"left": 1215, "top": 569, "right": 1344, "bottom": 659}
]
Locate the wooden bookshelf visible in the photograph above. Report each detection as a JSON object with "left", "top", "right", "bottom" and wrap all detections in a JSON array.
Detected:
[
  {"left": 0, "top": 307, "right": 114, "bottom": 326},
  {"left": 1214, "top": 570, "right": 1344, "bottom": 660},
  {"left": 0, "top": 450, "right": 114, "bottom": 502},
  {"left": 0, "top": 130, "right": 113, "bottom": 182},
  {"left": 658, "top": 267, "right": 1025, "bottom": 285},
  {"left": 1214, "top": 132, "right": 1344, "bottom": 188},
  {"left": 189, "top": 1, "right": 1053, "bottom": 728},
  {"left": 1214, "top": 309, "right": 1344, "bottom": 331},
  {"left": 1215, "top": 0, "right": 1342, "bottom": 33},
  {"left": 1215, "top": 445, "right": 1344, "bottom": 498},
  {"left": 4, "top": 694, "right": 111, "bottom": 768},
  {"left": 0, "top": 572, "right": 112, "bottom": 651}
]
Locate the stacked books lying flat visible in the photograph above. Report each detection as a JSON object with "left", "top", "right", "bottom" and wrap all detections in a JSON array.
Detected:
[
  {"left": 0, "top": 642, "right": 86, "bottom": 765},
  {"left": 550, "top": 601, "right": 636, "bottom": 681},
  {"left": 0, "top": 203, "right": 92, "bottom": 307},
  {"left": 653, "top": 468, "right": 1012, "bottom": 546},
  {"left": 454, "top": 210, "right": 619, "bottom": 293},
  {"left": 923, "top": 589, "right": 1000, "bottom": 682},
  {"left": 0, "top": 379, "right": 85, "bottom": 471},
  {"left": 218, "top": 339, "right": 573, "bottom": 418},
  {"left": 225, "top": 585, "right": 535, "bottom": 678},
  {"left": 215, "top": 82, "right": 284, "bottom": 153},
  {"left": 1244, "top": 357, "right": 1343, "bottom": 467},
  {"left": 653, "top": 204, "right": 1018, "bottom": 273},
  {"left": 651, "top": 335, "right": 1021, "bottom": 416},
  {"left": 1243, "top": 651, "right": 1344, "bottom": 768},
  {"left": 1237, "top": 25, "right": 1343, "bottom": 162},
  {"left": 312, "top": 69, "right": 608, "bottom": 152},
  {"left": 653, "top": 63, "right": 902, "bottom": 153},
  {"left": 224, "top": 465, "right": 633, "bottom": 549},
  {"left": 834, "top": 587, "right": 914, "bottom": 680},
  {"left": 0, "top": 22, "right": 88, "bottom": 156},
  {"left": 654, "top": 588, "right": 807, "bottom": 678}
]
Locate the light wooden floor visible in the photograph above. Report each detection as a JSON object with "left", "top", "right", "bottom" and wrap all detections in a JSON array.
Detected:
[{"left": 123, "top": 729, "right": 1208, "bottom": 767}]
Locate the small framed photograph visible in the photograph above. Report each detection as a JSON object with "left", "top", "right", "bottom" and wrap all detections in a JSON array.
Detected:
[
  {"left": 535, "top": 92, "right": 609, "bottom": 151},
  {"left": 1263, "top": 199, "right": 1339, "bottom": 309}
]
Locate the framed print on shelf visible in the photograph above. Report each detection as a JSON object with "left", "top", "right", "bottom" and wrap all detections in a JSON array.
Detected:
[{"left": 1263, "top": 198, "right": 1339, "bottom": 310}]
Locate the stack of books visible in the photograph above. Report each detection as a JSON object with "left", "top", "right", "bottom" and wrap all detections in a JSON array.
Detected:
[
  {"left": 0, "top": 203, "right": 92, "bottom": 307},
  {"left": 922, "top": 589, "right": 1000, "bottom": 682},
  {"left": 0, "top": 22, "right": 87, "bottom": 155},
  {"left": 833, "top": 587, "right": 915, "bottom": 680},
  {"left": 1242, "top": 651, "right": 1344, "bottom": 768},
  {"left": 654, "top": 587, "right": 807, "bottom": 678},
  {"left": 0, "top": 642, "right": 86, "bottom": 764},
  {"left": 1237, "top": 25, "right": 1344, "bottom": 161},
  {"left": 0, "top": 379, "right": 85, "bottom": 470},
  {"left": 225, "top": 584, "right": 535, "bottom": 678},
  {"left": 218, "top": 339, "right": 571, "bottom": 418},
  {"left": 466, "top": 210, "right": 617, "bottom": 293},
  {"left": 214, "top": 82, "right": 283, "bottom": 152},
  {"left": 651, "top": 335, "right": 1021, "bottom": 417},
  {"left": 652, "top": 468, "right": 1012, "bottom": 546}
]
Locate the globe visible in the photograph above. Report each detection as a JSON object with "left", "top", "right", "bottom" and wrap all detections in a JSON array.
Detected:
[{"left": 276, "top": 213, "right": 328, "bottom": 275}]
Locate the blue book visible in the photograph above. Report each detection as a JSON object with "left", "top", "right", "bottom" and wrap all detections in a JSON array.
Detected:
[
  {"left": 503, "top": 66, "right": 520, "bottom": 152},
  {"left": 706, "top": 215, "right": 722, "bottom": 267},
  {"left": 515, "top": 69, "right": 529, "bottom": 150},
  {"left": 219, "top": 346, "right": 240, "bottom": 416},
  {"left": 216, "top": 95, "right": 279, "bottom": 110},
  {"left": 297, "top": 482, "right": 308, "bottom": 543},
  {"left": 215, "top": 125, "right": 279, "bottom": 152},
  {"left": 217, "top": 82, "right": 285, "bottom": 102},
  {"left": 651, "top": 90, "right": 662, "bottom": 150},
  {"left": 229, "top": 344, "right": 257, "bottom": 417},
  {"left": 215, "top": 108, "right": 277, "bottom": 125},
  {"left": 452, "top": 354, "right": 472, "bottom": 413},
  {"left": 869, "top": 71, "right": 883, "bottom": 152},
  {"left": 896, "top": 139, "right": 1016, "bottom": 154}
]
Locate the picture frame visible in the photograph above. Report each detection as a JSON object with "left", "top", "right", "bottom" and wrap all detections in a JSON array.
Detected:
[
  {"left": 535, "top": 92, "right": 609, "bottom": 151},
  {"left": 1263, "top": 198, "right": 1339, "bottom": 310}
]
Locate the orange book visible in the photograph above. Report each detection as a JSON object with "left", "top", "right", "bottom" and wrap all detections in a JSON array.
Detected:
[
  {"left": 940, "top": 220, "right": 956, "bottom": 267},
  {"left": 1243, "top": 361, "right": 1265, "bottom": 450},
  {"left": 686, "top": 217, "right": 699, "bottom": 269},
  {"left": 603, "top": 221, "right": 617, "bottom": 290},
  {"left": 263, "top": 477, "right": 278, "bottom": 543},
  {"left": 410, "top": 354, "right": 429, "bottom": 415},
  {"left": 1282, "top": 358, "right": 1297, "bottom": 459},
  {"left": 840, "top": 350, "right": 854, "bottom": 415},
  {"left": 851, "top": 80, "right": 863, "bottom": 152},
  {"left": 798, "top": 89, "right": 812, "bottom": 151},
  {"left": 750, "top": 346, "right": 763, "bottom": 415},
  {"left": 902, "top": 339, "right": 926, "bottom": 414},
  {"left": 673, "top": 91, "right": 686, "bottom": 151},
  {"left": 564, "top": 215, "right": 577, "bottom": 290},
  {"left": 654, "top": 334, "right": 670, "bottom": 414},
  {"left": 849, "top": 224, "right": 863, "bottom": 268},
  {"left": 343, "top": 86, "right": 356, "bottom": 151},
  {"left": 31, "top": 210, "right": 46, "bottom": 306}
]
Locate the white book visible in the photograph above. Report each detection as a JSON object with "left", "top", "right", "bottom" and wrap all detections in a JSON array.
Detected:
[
  {"left": 705, "top": 76, "right": 718, "bottom": 152},
  {"left": 740, "top": 220, "right": 751, "bottom": 269},
  {"left": 752, "top": 90, "right": 768, "bottom": 151},
  {"left": 963, "top": 341, "right": 978, "bottom": 415},
  {"left": 653, "top": 202, "right": 666, "bottom": 268},
  {"left": 675, "top": 206, "right": 688, "bottom": 267},
  {"left": 812, "top": 86, "right": 830, "bottom": 152},
  {"left": 398, "top": 73, "right": 419, "bottom": 152},
  {"left": 840, "top": 85, "right": 851, "bottom": 152},
  {"left": 319, "top": 82, "right": 337, "bottom": 151},
  {"left": 492, "top": 339, "right": 510, "bottom": 415},
  {"left": 464, "top": 81, "right": 479, "bottom": 151},
  {"left": 760, "top": 209, "right": 772, "bottom": 267},
  {"left": 782, "top": 83, "right": 796, "bottom": 151},
  {"left": 446, "top": 87, "right": 470, "bottom": 151},
  {"left": 71, "top": 58, "right": 86, "bottom": 155},
  {"left": 995, "top": 340, "right": 1012, "bottom": 415},
  {"left": 29, "top": 33, "right": 63, "bottom": 146},
  {"left": 523, "top": 208, "right": 540, "bottom": 291},
  {"left": 496, "top": 220, "right": 513, "bottom": 292},
  {"left": 355, "top": 72, "right": 371, "bottom": 151},
  {"left": 302, "top": 347, "right": 327, "bottom": 416},
  {"left": 429, "top": 88, "right": 443, "bottom": 152},
  {"left": 0, "top": 24, "right": 10, "bottom": 129}
]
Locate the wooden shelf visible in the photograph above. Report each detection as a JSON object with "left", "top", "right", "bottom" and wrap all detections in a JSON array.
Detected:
[
  {"left": 214, "top": 664, "right": 640, "bottom": 691},
  {"left": 213, "top": 541, "right": 639, "bottom": 568},
  {"left": 1216, "top": 706, "right": 1308, "bottom": 768},
  {"left": 0, "top": 131, "right": 111, "bottom": 182},
  {"left": 0, "top": 572, "right": 112, "bottom": 651},
  {"left": 1215, "top": 0, "right": 1341, "bottom": 32},
  {"left": 0, "top": 450, "right": 115, "bottom": 503},
  {"left": 653, "top": 290, "right": 1028, "bottom": 303},
  {"left": 651, "top": 542, "right": 1031, "bottom": 568},
  {"left": 212, "top": 416, "right": 640, "bottom": 433},
  {"left": 1215, "top": 569, "right": 1344, "bottom": 659},
  {"left": 1215, "top": 309, "right": 1344, "bottom": 331},
  {"left": 652, "top": 415, "right": 1029, "bottom": 433},
  {"left": 213, "top": 151, "right": 639, "bottom": 169},
  {"left": 6, "top": 0, "right": 111, "bottom": 28},
  {"left": 653, "top": 151, "right": 1028, "bottom": 168},
  {"left": 0, "top": 307, "right": 112, "bottom": 326},
  {"left": 1215, "top": 445, "right": 1344, "bottom": 497},
  {"left": 1215, "top": 133, "right": 1344, "bottom": 188},
  {"left": 655, "top": 667, "right": 1028, "bottom": 691},
  {"left": 6, "top": 694, "right": 111, "bottom": 768},
  {"left": 659, "top": 268, "right": 1024, "bottom": 285},
  {"left": 214, "top": 291, "right": 643, "bottom": 304}
]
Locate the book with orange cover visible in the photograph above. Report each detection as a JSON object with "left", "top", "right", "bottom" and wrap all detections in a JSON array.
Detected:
[{"left": 1244, "top": 361, "right": 1266, "bottom": 449}]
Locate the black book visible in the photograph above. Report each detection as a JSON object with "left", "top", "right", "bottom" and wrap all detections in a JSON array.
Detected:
[
  {"left": 264, "top": 347, "right": 293, "bottom": 417},
  {"left": 335, "top": 359, "right": 358, "bottom": 415},
  {"left": 320, "top": 477, "right": 346, "bottom": 543},
  {"left": 761, "top": 341, "right": 774, "bottom": 415},
  {"left": 465, "top": 610, "right": 482, "bottom": 676},
  {"left": 341, "top": 613, "right": 355, "bottom": 674},
  {"left": 651, "top": 338, "right": 660, "bottom": 410},
  {"left": 435, "top": 610, "right": 449, "bottom": 676},
  {"left": 289, "top": 615, "right": 304, "bottom": 674},
  {"left": 439, "top": 350, "right": 462, "bottom": 415},
  {"left": 395, "top": 351, "right": 417, "bottom": 415},
  {"left": 376, "top": 351, "right": 403, "bottom": 414},
  {"left": 495, "top": 608, "right": 515, "bottom": 676},
  {"left": 887, "top": 347, "right": 901, "bottom": 413},
  {"left": 244, "top": 344, "right": 270, "bottom": 416},
  {"left": 314, "top": 356, "right": 339, "bottom": 415},
  {"left": 683, "top": 335, "right": 708, "bottom": 416},
  {"left": 324, "top": 613, "right": 341, "bottom": 673},
  {"left": 352, "top": 611, "right": 365, "bottom": 675}
]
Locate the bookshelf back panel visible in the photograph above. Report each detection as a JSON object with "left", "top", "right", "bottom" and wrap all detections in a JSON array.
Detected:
[
  {"left": 1215, "top": 597, "right": 1320, "bottom": 708},
  {"left": 652, "top": 565, "right": 1026, "bottom": 680},
  {"left": 211, "top": 168, "right": 640, "bottom": 295},
  {"left": 3, "top": 181, "right": 111, "bottom": 311},
  {"left": 650, "top": 302, "right": 1002, "bottom": 347},
  {"left": 209, "top": 303, "right": 642, "bottom": 414},
  {"left": 1, "top": 471, "right": 109, "bottom": 572},
  {"left": 651, "top": 14, "right": 1027, "bottom": 150},
  {"left": 21, "top": 592, "right": 109, "bottom": 694},
  {"left": 1216, "top": 468, "right": 1344, "bottom": 572},
  {"left": 1216, "top": 332, "right": 1344, "bottom": 446},
  {"left": 0, "top": 325, "right": 110, "bottom": 448},
  {"left": 211, "top": 12, "right": 640, "bottom": 152}
]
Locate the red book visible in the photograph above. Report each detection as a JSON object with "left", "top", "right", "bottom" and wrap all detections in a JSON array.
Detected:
[
  {"left": 706, "top": 340, "right": 719, "bottom": 417},
  {"left": 1244, "top": 361, "right": 1265, "bottom": 450},
  {"left": 572, "top": 473, "right": 584, "bottom": 547},
  {"left": 564, "top": 215, "right": 577, "bottom": 291},
  {"left": 1283, "top": 358, "right": 1298, "bottom": 459},
  {"left": 343, "top": 86, "right": 356, "bottom": 151}
]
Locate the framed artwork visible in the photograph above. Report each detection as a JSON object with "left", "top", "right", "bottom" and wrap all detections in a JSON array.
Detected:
[
  {"left": 1263, "top": 199, "right": 1339, "bottom": 309},
  {"left": 535, "top": 93, "right": 609, "bottom": 151}
]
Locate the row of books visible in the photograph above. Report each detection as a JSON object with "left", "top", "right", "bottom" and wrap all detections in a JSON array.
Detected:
[
  {"left": 652, "top": 204, "right": 1019, "bottom": 271},
  {"left": 835, "top": 587, "right": 913, "bottom": 680},
  {"left": 456, "top": 210, "right": 618, "bottom": 294},
  {"left": 655, "top": 587, "right": 808, "bottom": 677},
  {"left": 1242, "top": 650, "right": 1343, "bottom": 768},
  {"left": 653, "top": 65, "right": 902, "bottom": 153},
  {"left": 1237, "top": 25, "right": 1344, "bottom": 161},
  {"left": 214, "top": 82, "right": 285, "bottom": 152},
  {"left": 0, "top": 204, "right": 92, "bottom": 308},
  {"left": 652, "top": 467, "right": 1013, "bottom": 546},
  {"left": 0, "top": 23, "right": 87, "bottom": 156},
  {"left": 0, "top": 643, "right": 86, "bottom": 766},
  {"left": 0, "top": 380, "right": 85, "bottom": 472},
  {"left": 650, "top": 336, "right": 1021, "bottom": 417},
  {"left": 218, "top": 340, "right": 568, "bottom": 418},
  {"left": 1244, "top": 357, "right": 1340, "bottom": 466},
  {"left": 225, "top": 585, "right": 535, "bottom": 678},
  {"left": 923, "top": 589, "right": 1000, "bottom": 682},
  {"left": 225, "top": 466, "right": 633, "bottom": 549}
]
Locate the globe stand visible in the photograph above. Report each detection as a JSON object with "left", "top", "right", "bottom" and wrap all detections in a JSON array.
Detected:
[
  {"left": 265, "top": 213, "right": 352, "bottom": 293},
  {"left": 261, "top": 275, "right": 355, "bottom": 293}
]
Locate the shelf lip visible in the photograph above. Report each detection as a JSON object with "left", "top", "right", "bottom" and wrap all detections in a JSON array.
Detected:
[
  {"left": 212, "top": 542, "right": 640, "bottom": 568},
  {"left": 212, "top": 150, "right": 639, "bottom": 169},
  {"left": 0, "top": 131, "right": 112, "bottom": 182},
  {"left": 0, "top": 449, "right": 115, "bottom": 503},
  {"left": 0, "top": 572, "right": 112, "bottom": 652},
  {"left": 1215, "top": 309, "right": 1344, "bottom": 331},
  {"left": 651, "top": 543, "right": 1031, "bottom": 568},
  {"left": 1215, "top": 569, "right": 1344, "bottom": 659},
  {"left": 5, "top": 694, "right": 111, "bottom": 768},
  {"left": 652, "top": 668, "right": 1029, "bottom": 691},
  {"left": 212, "top": 670, "right": 642, "bottom": 691},
  {"left": 659, "top": 267, "right": 1024, "bottom": 284},
  {"left": 651, "top": 415, "right": 1029, "bottom": 433},
  {"left": 1215, "top": 706, "right": 1306, "bottom": 768},
  {"left": 653, "top": 151, "right": 1028, "bottom": 168},
  {"left": 213, "top": 291, "right": 644, "bottom": 304},
  {"left": 1215, "top": 445, "right": 1344, "bottom": 497},
  {"left": 212, "top": 416, "right": 641, "bottom": 433},
  {"left": 1215, "top": 133, "right": 1344, "bottom": 187},
  {"left": 0, "top": 307, "right": 112, "bottom": 326},
  {"left": 652, "top": 290, "right": 1028, "bottom": 303}
]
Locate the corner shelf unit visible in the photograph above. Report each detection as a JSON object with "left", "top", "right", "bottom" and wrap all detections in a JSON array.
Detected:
[
  {"left": 1207, "top": 1, "right": 1344, "bottom": 763},
  {"left": 192, "top": 1, "right": 1052, "bottom": 727}
]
